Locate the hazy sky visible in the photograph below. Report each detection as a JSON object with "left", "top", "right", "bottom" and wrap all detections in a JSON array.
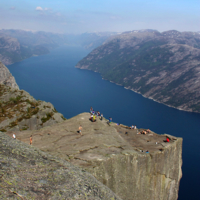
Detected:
[{"left": 0, "top": 0, "right": 199, "bottom": 34}]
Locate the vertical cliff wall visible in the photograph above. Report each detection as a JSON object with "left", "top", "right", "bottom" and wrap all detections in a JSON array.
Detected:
[{"left": 91, "top": 138, "right": 182, "bottom": 200}]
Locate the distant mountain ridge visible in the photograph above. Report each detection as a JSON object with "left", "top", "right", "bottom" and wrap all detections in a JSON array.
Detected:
[
  {"left": 76, "top": 30, "right": 200, "bottom": 113},
  {"left": 0, "top": 29, "right": 117, "bottom": 65}
]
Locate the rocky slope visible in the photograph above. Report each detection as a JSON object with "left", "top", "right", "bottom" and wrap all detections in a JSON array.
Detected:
[
  {"left": 0, "top": 132, "right": 121, "bottom": 200},
  {"left": 0, "top": 84, "right": 65, "bottom": 132},
  {"left": 76, "top": 30, "right": 200, "bottom": 113},
  {"left": 11, "top": 112, "right": 183, "bottom": 200},
  {"left": 0, "top": 61, "right": 19, "bottom": 89}
]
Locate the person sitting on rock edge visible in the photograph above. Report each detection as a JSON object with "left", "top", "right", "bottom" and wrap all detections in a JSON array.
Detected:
[
  {"left": 141, "top": 130, "right": 147, "bottom": 135},
  {"left": 90, "top": 114, "right": 93, "bottom": 121},
  {"left": 147, "top": 129, "right": 151, "bottom": 133},
  {"left": 93, "top": 114, "right": 96, "bottom": 122}
]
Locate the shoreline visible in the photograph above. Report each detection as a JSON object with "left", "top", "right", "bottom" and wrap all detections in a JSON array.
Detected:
[{"left": 76, "top": 67, "right": 199, "bottom": 114}]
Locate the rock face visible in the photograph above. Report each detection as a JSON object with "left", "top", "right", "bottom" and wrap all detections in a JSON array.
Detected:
[
  {"left": 0, "top": 132, "right": 121, "bottom": 200},
  {"left": 76, "top": 30, "right": 200, "bottom": 113},
  {"left": 0, "top": 61, "right": 19, "bottom": 89},
  {"left": 0, "top": 31, "right": 56, "bottom": 65},
  {"left": 0, "top": 84, "right": 65, "bottom": 132},
  {"left": 12, "top": 113, "right": 183, "bottom": 200},
  {"left": 0, "top": 35, "right": 21, "bottom": 65}
]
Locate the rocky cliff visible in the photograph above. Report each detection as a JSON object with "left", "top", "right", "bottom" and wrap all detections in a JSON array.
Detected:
[
  {"left": 0, "top": 30, "right": 57, "bottom": 65},
  {"left": 0, "top": 132, "right": 121, "bottom": 200},
  {"left": 0, "top": 84, "right": 65, "bottom": 132},
  {"left": 76, "top": 30, "right": 200, "bottom": 113},
  {"left": 0, "top": 61, "right": 19, "bottom": 89},
  {"left": 11, "top": 112, "right": 182, "bottom": 200}
]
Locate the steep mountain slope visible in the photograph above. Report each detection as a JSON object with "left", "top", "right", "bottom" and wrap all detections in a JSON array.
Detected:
[
  {"left": 0, "top": 84, "right": 65, "bottom": 132},
  {"left": 76, "top": 30, "right": 200, "bottom": 113},
  {"left": 0, "top": 62, "right": 65, "bottom": 131},
  {"left": 0, "top": 30, "right": 59, "bottom": 65},
  {"left": 0, "top": 61, "right": 18, "bottom": 89}
]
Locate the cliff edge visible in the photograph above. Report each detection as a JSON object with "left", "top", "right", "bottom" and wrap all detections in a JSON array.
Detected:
[
  {"left": 11, "top": 112, "right": 183, "bottom": 200},
  {"left": 0, "top": 61, "right": 19, "bottom": 89},
  {"left": 0, "top": 132, "right": 121, "bottom": 200},
  {"left": 0, "top": 84, "right": 65, "bottom": 132}
]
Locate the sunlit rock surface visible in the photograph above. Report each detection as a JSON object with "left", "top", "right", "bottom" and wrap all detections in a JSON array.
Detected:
[
  {"left": 0, "top": 61, "right": 19, "bottom": 89},
  {"left": 0, "top": 132, "right": 121, "bottom": 200},
  {"left": 11, "top": 112, "right": 182, "bottom": 200}
]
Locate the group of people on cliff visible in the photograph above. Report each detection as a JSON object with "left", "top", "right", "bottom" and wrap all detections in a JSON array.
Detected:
[{"left": 89, "top": 107, "right": 104, "bottom": 122}]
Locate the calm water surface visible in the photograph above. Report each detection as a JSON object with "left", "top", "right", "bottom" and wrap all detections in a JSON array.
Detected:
[{"left": 8, "top": 45, "right": 200, "bottom": 200}]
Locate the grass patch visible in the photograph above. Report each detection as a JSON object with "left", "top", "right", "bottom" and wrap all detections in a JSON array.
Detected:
[
  {"left": 41, "top": 112, "right": 54, "bottom": 123},
  {"left": 61, "top": 115, "right": 66, "bottom": 120},
  {"left": 9, "top": 96, "right": 22, "bottom": 104},
  {"left": 9, "top": 121, "right": 18, "bottom": 128}
]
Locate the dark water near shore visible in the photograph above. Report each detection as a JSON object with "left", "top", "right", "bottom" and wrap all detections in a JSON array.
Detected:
[{"left": 8, "top": 45, "right": 200, "bottom": 200}]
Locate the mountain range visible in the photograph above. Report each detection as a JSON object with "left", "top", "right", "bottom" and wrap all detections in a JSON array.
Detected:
[
  {"left": 76, "top": 30, "right": 200, "bottom": 113},
  {"left": 0, "top": 29, "right": 117, "bottom": 65}
]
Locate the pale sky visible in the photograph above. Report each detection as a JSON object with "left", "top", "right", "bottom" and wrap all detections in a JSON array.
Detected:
[{"left": 0, "top": 0, "right": 199, "bottom": 34}]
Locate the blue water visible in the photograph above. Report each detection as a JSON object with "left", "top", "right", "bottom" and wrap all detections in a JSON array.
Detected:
[{"left": 8, "top": 45, "right": 200, "bottom": 200}]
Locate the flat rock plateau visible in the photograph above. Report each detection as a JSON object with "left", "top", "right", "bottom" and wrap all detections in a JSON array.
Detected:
[
  {"left": 6, "top": 112, "right": 183, "bottom": 200},
  {"left": 0, "top": 132, "right": 121, "bottom": 200}
]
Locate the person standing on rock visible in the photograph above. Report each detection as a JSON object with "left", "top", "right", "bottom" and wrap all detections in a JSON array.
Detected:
[
  {"left": 79, "top": 125, "right": 82, "bottom": 136},
  {"left": 30, "top": 135, "right": 33, "bottom": 145},
  {"left": 100, "top": 113, "right": 103, "bottom": 120},
  {"left": 13, "top": 133, "right": 16, "bottom": 139},
  {"left": 134, "top": 125, "right": 137, "bottom": 129},
  {"left": 131, "top": 125, "right": 134, "bottom": 129}
]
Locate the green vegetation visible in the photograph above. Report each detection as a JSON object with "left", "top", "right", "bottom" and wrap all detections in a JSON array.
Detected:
[
  {"left": 0, "top": 84, "right": 65, "bottom": 131},
  {"left": 9, "top": 96, "right": 22, "bottom": 104},
  {"left": 9, "top": 121, "right": 18, "bottom": 128},
  {"left": 41, "top": 112, "right": 54, "bottom": 123},
  {"left": 53, "top": 107, "right": 58, "bottom": 113},
  {"left": 61, "top": 115, "right": 66, "bottom": 120}
]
